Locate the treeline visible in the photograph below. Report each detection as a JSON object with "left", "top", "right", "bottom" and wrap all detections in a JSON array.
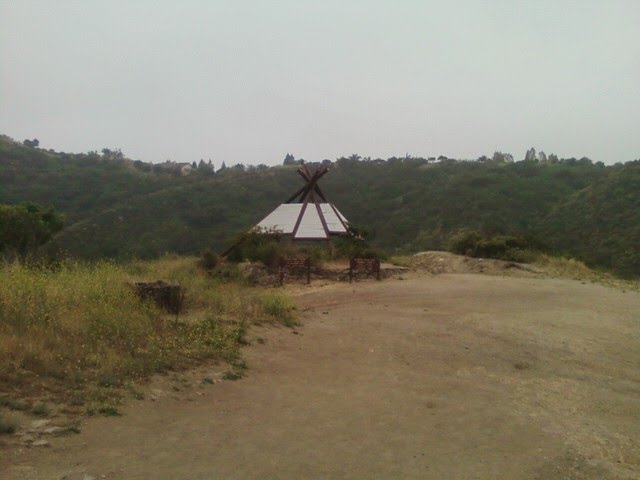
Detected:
[
  {"left": 1, "top": 134, "right": 639, "bottom": 277},
  {"left": 284, "top": 147, "right": 606, "bottom": 168}
]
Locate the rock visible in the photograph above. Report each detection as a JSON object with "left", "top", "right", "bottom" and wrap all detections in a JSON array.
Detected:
[
  {"left": 20, "top": 434, "right": 35, "bottom": 443},
  {"left": 30, "top": 419, "right": 51, "bottom": 429},
  {"left": 32, "top": 439, "right": 50, "bottom": 447},
  {"left": 44, "top": 426, "right": 65, "bottom": 435}
]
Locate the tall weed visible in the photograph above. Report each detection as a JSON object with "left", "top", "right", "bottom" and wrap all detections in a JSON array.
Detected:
[{"left": 0, "top": 257, "right": 295, "bottom": 403}]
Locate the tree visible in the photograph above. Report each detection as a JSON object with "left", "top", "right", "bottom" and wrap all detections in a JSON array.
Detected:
[
  {"left": 283, "top": 153, "right": 297, "bottom": 165},
  {"left": 101, "top": 148, "right": 124, "bottom": 161},
  {"left": 524, "top": 147, "right": 537, "bottom": 162},
  {"left": 491, "top": 151, "right": 513, "bottom": 163},
  {"left": 23, "top": 138, "right": 39, "bottom": 148},
  {"left": 0, "top": 203, "right": 64, "bottom": 259}
]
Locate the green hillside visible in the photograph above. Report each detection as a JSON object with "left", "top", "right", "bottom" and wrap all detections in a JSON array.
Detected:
[
  {"left": 540, "top": 162, "right": 640, "bottom": 278},
  {"left": 1, "top": 134, "right": 639, "bottom": 277}
]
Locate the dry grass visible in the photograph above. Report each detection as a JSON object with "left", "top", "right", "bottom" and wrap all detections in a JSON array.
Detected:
[
  {"left": 534, "top": 254, "right": 640, "bottom": 291},
  {"left": 0, "top": 256, "right": 296, "bottom": 412},
  {"left": 388, "top": 255, "right": 413, "bottom": 268}
]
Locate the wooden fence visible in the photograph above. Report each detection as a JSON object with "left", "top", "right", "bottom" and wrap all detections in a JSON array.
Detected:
[{"left": 349, "top": 258, "right": 381, "bottom": 282}]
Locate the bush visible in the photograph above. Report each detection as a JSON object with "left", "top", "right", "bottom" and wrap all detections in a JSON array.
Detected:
[
  {"left": 448, "top": 229, "right": 483, "bottom": 257},
  {"left": 261, "top": 293, "right": 297, "bottom": 327},
  {"left": 448, "top": 229, "right": 540, "bottom": 262},
  {"left": 0, "top": 203, "right": 64, "bottom": 261},
  {"left": 198, "top": 251, "right": 220, "bottom": 271},
  {"left": 224, "top": 230, "right": 292, "bottom": 267},
  {"left": 0, "top": 414, "right": 17, "bottom": 435},
  {"left": 291, "top": 243, "right": 331, "bottom": 267},
  {"left": 335, "top": 225, "right": 386, "bottom": 260}
]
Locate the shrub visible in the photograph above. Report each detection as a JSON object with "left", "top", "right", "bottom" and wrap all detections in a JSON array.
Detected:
[
  {"left": 224, "top": 230, "right": 292, "bottom": 267},
  {"left": 198, "top": 251, "right": 220, "bottom": 271},
  {"left": 288, "top": 243, "right": 331, "bottom": 267},
  {"left": 335, "top": 225, "right": 386, "bottom": 260},
  {"left": 31, "top": 402, "right": 50, "bottom": 417},
  {"left": 448, "top": 230, "right": 483, "bottom": 257},
  {"left": 448, "top": 229, "right": 541, "bottom": 262},
  {"left": 0, "top": 414, "right": 17, "bottom": 435},
  {"left": 0, "top": 203, "right": 64, "bottom": 261},
  {"left": 261, "top": 293, "right": 297, "bottom": 327}
]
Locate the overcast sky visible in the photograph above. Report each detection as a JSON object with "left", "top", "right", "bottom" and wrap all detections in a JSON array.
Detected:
[{"left": 1, "top": 1, "right": 638, "bottom": 166}]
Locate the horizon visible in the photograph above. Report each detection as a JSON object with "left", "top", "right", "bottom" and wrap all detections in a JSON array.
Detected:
[
  {"left": 0, "top": 132, "right": 613, "bottom": 168},
  {"left": 1, "top": 1, "right": 639, "bottom": 166}
]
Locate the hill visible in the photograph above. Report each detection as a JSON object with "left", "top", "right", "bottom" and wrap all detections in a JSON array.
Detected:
[
  {"left": 540, "top": 161, "right": 640, "bottom": 278},
  {"left": 1, "top": 134, "right": 639, "bottom": 277},
  {"left": 0, "top": 135, "right": 181, "bottom": 224}
]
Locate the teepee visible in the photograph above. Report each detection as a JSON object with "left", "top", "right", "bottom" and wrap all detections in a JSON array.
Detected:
[{"left": 254, "top": 163, "right": 351, "bottom": 241}]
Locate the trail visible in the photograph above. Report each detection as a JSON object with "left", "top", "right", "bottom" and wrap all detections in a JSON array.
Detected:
[{"left": 3, "top": 273, "right": 639, "bottom": 479}]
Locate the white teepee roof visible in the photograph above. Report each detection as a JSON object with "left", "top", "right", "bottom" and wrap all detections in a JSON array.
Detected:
[{"left": 255, "top": 203, "right": 349, "bottom": 240}]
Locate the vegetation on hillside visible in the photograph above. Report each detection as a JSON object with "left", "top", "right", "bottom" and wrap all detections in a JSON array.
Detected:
[
  {"left": 1, "top": 134, "right": 639, "bottom": 277},
  {"left": 447, "top": 229, "right": 540, "bottom": 262},
  {"left": 0, "top": 203, "right": 64, "bottom": 260},
  {"left": 540, "top": 162, "right": 640, "bottom": 278}
]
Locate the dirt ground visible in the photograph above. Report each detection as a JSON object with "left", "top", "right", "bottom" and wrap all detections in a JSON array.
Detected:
[{"left": 2, "top": 272, "right": 639, "bottom": 479}]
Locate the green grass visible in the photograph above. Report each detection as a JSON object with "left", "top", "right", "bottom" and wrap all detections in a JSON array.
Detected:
[
  {"left": 261, "top": 293, "right": 297, "bottom": 327},
  {"left": 0, "top": 256, "right": 297, "bottom": 408}
]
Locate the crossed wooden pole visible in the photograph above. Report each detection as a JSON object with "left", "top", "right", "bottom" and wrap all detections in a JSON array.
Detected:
[{"left": 221, "top": 162, "right": 350, "bottom": 258}]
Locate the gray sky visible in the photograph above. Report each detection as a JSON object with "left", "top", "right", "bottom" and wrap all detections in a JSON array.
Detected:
[{"left": 1, "top": 1, "right": 639, "bottom": 165}]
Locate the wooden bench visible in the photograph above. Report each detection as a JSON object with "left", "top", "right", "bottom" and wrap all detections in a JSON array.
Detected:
[
  {"left": 349, "top": 258, "right": 381, "bottom": 282},
  {"left": 278, "top": 257, "right": 311, "bottom": 286}
]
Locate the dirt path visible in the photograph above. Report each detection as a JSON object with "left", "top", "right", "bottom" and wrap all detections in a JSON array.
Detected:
[{"left": 3, "top": 273, "right": 639, "bottom": 479}]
